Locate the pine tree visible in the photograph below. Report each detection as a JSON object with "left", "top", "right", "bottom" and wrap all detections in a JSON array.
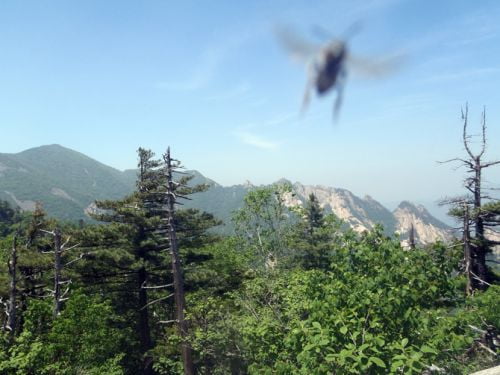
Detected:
[
  {"left": 304, "top": 193, "right": 325, "bottom": 239},
  {"left": 88, "top": 147, "right": 219, "bottom": 373},
  {"left": 292, "top": 193, "right": 342, "bottom": 270},
  {"left": 90, "top": 148, "right": 166, "bottom": 374}
]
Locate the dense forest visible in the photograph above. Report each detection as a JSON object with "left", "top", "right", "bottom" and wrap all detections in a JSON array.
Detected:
[{"left": 0, "top": 140, "right": 499, "bottom": 375}]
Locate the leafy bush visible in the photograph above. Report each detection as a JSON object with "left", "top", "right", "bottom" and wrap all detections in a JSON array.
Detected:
[{"left": 0, "top": 292, "right": 128, "bottom": 374}]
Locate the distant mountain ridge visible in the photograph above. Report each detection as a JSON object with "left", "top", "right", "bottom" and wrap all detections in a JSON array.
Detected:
[
  {"left": 0, "top": 145, "right": 136, "bottom": 221},
  {"left": 0, "top": 145, "right": 451, "bottom": 244},
  {"left": 185, "top": 179, "right": 451, "bottom": 244}
]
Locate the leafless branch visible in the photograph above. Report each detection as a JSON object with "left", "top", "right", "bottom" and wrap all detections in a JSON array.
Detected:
[
  {"left": 481, "top": 160, "right": 500, "bottom": 168},
  {"left": 477, "top": 342, "right": 498, "bottom": 357},
  {"left": 471, "top": 271, "right": 492, "bottom": 287},
  {"left": 462, "top": 104, "right": 475, "bottom": 159},
  {"left": 479, "top": 107, "right": 486, "bottom": 158},
  {"left": 468, "top": 325, "right": 486, "bottom": 334},
  {"left": 62, "top": 243, "right": 80, "bottom": 252},
  {"left": 140, "top": 294, "right": 174, "bottom": 310},
  {"left": 141, "top": 281, "right": 173, "bottom": 290},
  {"left": 159, "top": 319, "right": 178, "bottom": 324},
  {"left": 437, "top": 158, "right": 473, "bottom": 168},
  {"left": 64, "top": 252, "right": 87, "bottom": 266},
  {"left": 61, "top": 236, "right": 71, "bottom": 250}
]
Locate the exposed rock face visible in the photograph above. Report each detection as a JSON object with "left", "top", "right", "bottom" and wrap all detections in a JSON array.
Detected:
[
  {"left": 393, "top": 201, "right": 452, "bottom": 245},
  {"left": 282, "top": 183, "right": 451, "bottom": 245},
  {"left": 485, "top": 228, "right": 500, "bottom": 258},
  {"left": 84, "top": 202, "right": 103, "bottom": 217},
  {"left": 0, "top": 145, "right": 452, "bottom": 245},
  {"left": 51, "top": 187, "right": 77, "bottom": 203},
  {"left": 291, "top": 183, "right": 396, "bottom": 234},
  {"left": 3, "top": 191, "right": 37, "bottom": 211}
]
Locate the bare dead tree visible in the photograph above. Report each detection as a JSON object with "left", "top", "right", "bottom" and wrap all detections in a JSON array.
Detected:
[
  {"left": 2, "top": 236, "right": 18, "bottom": 336},
  {"left": 53, "top": 228, "right": 62, "bottom": 316},
  {"left": 463, "top": 204, "right": 473, "bottom": 296},
  {"left": 440, "top": 104, "right": 500, "bottom": 291},
  {"left": 408, "top": 224, "right": 416, "bottom": 250},
  {"left": 40, "top": 228, "right": 80, "bottom": 316},
  {"left": 163, "top": 147, "right": 194, "bottom": 375}
]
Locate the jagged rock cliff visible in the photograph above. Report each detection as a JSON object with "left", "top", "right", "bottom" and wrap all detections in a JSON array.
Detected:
[{"left": 280, "top": 183, "right": 451, "bottom": 245}]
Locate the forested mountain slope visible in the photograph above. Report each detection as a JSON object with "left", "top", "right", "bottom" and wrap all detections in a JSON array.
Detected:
[{"left": 0, "top": 145, "right": 450, "bottom": 243}]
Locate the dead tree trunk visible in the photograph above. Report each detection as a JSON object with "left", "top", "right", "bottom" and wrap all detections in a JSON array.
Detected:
[
  {"left": 441, "top": 104, "right": 500, "bottom": 292},
  {"left": 409, "top": 224, "right": 416, "bottom": 250},
  {"left": 40, "top": 228, "right": 79, "bottom": 317},
  {"left": 463, "top": 205, "right": 473, "bottom": 295},
  {"left": 461, "top": 106, "right": 499, "bottom": 289},
  {"left": 53, "top": 228, "right": 62, "bottom": 317},
  {"left": 5, "top": 236, "right": 18, "bottom": 335},
  {"left": 163, "top": 147, "right": 194, "bottom": 375}
]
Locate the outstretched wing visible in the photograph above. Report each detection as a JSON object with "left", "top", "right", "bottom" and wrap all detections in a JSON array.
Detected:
[
  {"left": 347, "top": 53, "right": 403, "bottom": 78},
  {"left": 275, "top": 26, "right": 321, "bottom": 64}
]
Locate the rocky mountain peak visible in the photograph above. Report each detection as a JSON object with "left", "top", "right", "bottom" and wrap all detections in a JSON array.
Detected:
[
  {"left": 1, "top": 145, "right": 453, "bottom": 247},
  {"left": 393, "top": 201, "right": 451, "bottom": 245}
]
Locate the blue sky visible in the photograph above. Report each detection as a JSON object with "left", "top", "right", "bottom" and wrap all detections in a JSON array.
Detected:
[{"left": 1, "top": 0, "right": 500, "bottom": 220}]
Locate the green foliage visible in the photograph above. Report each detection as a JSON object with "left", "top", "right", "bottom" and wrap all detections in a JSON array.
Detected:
[
  {"left": 0, "top": 292, "right": 127, "bottom": 374},
  {"left": 289, "top": 209, "right": 345, "bottom": 270},
  {"left": 0, "top": 200, "right": 21, "bottom": 237},
  {"left": 180, "top": 228, "right": 496, "bottom": 374},
  {"left": 185, "top": 237, "right": 252, "bottom": 293},
  {"left": 233, "top": 183, "right": 294, "bottom": 269},
  {"left": 1, "top": 155, "right": 498, "bottom": 375}
]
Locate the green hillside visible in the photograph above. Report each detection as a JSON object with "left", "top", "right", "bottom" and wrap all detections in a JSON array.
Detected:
[
  {"left": 0, "top": 145, "right": 136, "bottom": 221},
  {"left": 0, "top": 145, "right": 450, "bottom": 241}
]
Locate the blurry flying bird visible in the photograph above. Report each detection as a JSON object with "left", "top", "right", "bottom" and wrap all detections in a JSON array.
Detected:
[{"left": 275, "top": 23, "right": 399, "bottom": 120}]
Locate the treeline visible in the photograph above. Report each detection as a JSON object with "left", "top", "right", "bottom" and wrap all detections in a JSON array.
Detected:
[{"left": 0, "top": 145, "right": 499, "bottom": 374}]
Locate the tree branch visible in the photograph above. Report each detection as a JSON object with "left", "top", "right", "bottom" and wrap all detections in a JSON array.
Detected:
[{"left": 140, "top": 294, "right": 174, "bottom": 311}]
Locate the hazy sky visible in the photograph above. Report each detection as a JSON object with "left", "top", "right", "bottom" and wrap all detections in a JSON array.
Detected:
[{"left": 1, "top": 0, "right": 500, "bottom": 215}]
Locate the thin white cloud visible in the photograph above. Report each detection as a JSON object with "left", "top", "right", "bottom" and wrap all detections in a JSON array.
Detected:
[
  {"left": 154, "top": 33, "right": 253, "bottom": 92},
  {"left": 265, "top": 112, "right": 297, "bottom": 127},
  {"left": 154, "top": 48, "right": 223, "bottom": 91},
  {"left": 203, "top": 82, "right": 252, "bottom": 101},
  {"left": 234, "top": 131, "right": 280, "bottom": 150},
  {"left": 238, "top": 112, "right": 298, "bottom": 131}
]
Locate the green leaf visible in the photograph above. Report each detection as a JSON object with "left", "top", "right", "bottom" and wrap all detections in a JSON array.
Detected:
[
  {"left": 359, "top": 343, "right": 370, "bottom": 351},
  {"left": 325, "top": 354, "right": 336, "bottom": 362},
  {"left": 391, "top": 360, "right": 404, "bottom": 372},
  {"left": 392, "top": 354, "right": 407, "bottom": 361},
  {"left": 312, "top": 322, "right": 321, "bottom": 330},
  {"left": 369, "top": 357, "right": 386, "bottom": 368},
  {"left": 411, "top": 351, "right": 422, "bottom": 361},
  {"left": 319, "top": 338, "right": 329, "bottom": 346},
  {"left": 340, "top": 326, "right": 348, "bottom": 334},
  {"left": 401, "top": 338, "right": 408, "bottom": 347},
  {"left": 420, "top": 345, "right": 437, "bottom": 354},
  {"left": 304, "top": 343, "right": 315, "bottom": 351}
]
